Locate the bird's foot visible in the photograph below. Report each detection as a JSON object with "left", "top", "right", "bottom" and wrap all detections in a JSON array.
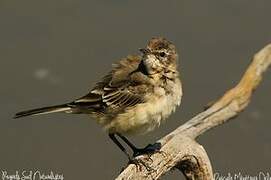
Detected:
[
  {"left": 133, "top": 142, "right": 162, "bottom": 157},
  {"left": 127, "top": 143, "right": 166, "bottom": 172},
  {"left": 128, "top": 157, "right": 154, "bottom": 172}
]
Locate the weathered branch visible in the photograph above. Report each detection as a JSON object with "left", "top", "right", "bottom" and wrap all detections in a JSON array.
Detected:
[{"left": 116, "top": 44, "right": 271, "bottom": 180}]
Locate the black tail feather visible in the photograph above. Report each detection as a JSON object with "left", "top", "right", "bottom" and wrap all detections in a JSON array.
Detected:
[{"left": 14, "top": 104, "right": 71, "bottom": 119}]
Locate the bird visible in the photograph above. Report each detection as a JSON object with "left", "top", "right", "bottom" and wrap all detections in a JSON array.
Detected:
[{"left": 14, "top": 37, "right": 183, "bottom": 163}]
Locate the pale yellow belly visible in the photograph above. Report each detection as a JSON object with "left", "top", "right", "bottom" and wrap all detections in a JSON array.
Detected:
[{"left": 102, "top": 82, "right": 182, "bottom": 135}]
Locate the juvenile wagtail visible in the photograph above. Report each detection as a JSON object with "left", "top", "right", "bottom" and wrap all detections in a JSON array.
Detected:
[{"left": 15, "top": 37, "right": 183, "bottom": 162}]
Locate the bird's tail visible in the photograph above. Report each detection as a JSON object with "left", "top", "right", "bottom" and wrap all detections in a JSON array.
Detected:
[{"left": 14, "top": 104, "right": 72, "bottom": 119}]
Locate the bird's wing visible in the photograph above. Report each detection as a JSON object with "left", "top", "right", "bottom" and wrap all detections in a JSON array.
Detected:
[{"left": 69, "top": 55, "right": 147, "bottom": 113}]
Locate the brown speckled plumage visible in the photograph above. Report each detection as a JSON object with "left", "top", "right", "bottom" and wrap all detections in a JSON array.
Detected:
[{"left": 15, "top": 37, "right": 182, "bottom": 160}]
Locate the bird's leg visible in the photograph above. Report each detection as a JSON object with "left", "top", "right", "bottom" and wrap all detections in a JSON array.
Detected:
[
  {"left": 109, "top": 133, "right": 153, "bottom": 171},
  {"left": 116, "top": 133, "right": 161, "bottom": 158},
  {"left": 109, "top": 133, "right": 132, "bottom": 160},
  {"left": 116, "top": 133, "right": 138, "bottom": 152}
]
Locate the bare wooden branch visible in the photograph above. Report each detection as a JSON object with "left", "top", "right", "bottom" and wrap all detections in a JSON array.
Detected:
[{"left": 116, "top": 44, "right": 271, "bottom": 180}]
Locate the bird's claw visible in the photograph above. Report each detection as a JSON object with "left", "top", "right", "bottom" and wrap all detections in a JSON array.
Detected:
[
  {"left": 133, "top": 143, "right": 161, "bottom": 157},
  {"left": 128, "top": 157, "right": 154, "bottom": 172}
]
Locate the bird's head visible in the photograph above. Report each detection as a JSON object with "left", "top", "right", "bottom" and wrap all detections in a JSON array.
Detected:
[{"left": 139, "top": 37, "right": 178, "bottom": 75}]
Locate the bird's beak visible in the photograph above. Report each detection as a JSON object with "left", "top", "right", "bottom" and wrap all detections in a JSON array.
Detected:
[{"left": 139, "top": 48, "right": 150, "bottom": 54}]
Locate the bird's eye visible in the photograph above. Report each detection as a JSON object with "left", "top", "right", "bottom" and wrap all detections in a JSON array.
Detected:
[{"left": 159, "top": 52, "right": 166, "bottom": 57}]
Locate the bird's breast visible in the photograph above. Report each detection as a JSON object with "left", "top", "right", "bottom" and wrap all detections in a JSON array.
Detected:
[{"left": 103, "top": 78, "right": 182, "bottom": 135}]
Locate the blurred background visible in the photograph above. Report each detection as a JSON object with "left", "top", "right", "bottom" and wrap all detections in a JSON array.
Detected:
[{"left": 1, "top": 0, "right": 271, "bottom": 179}]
